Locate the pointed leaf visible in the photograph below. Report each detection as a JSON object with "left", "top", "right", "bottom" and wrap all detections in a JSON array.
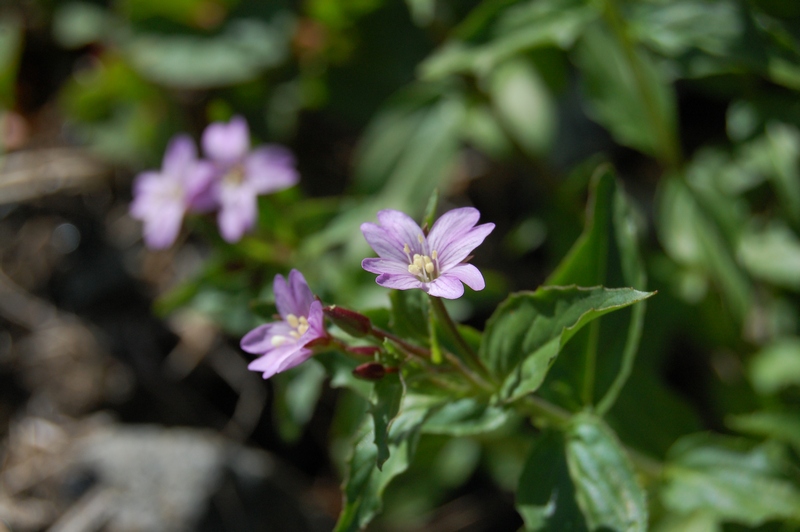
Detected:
[
  {"left": 370, "top": 372, "right": 405, "bottom": 469},
  {"left": 480, "top": 286, "right": 654, "bottom": 402},
  {"left": 335, "top": 399, "right": 432, "bottom": 532},
  {"left": 566, "top": 413, "right": 648, "bottom": 532}
]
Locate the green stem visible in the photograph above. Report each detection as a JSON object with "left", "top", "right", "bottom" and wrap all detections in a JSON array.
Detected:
[
  {"left": 369, "top": 325, "right": 494, "bottom": 393},
  {"left": 429, "top": 296, "right": 490, "bottom": 376}
]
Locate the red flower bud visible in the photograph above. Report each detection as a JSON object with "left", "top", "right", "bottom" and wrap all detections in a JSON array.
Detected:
[
  {"left": 352, "top": 362, "right": 386, "bottom": 381},
  {"left": 324, "top": 305, "right": 372, "bottom": 337},
  {"left": 348, "top": 346, "right": 382, "bottom": 357}
]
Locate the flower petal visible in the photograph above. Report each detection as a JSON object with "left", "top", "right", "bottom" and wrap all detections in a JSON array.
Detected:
[
  {"left": 427, "top": 207, "right": 480, "bottom": 250},
  {"left": 361, "top": 223, "right": 408, "bottom": 262},
  {"left": 248, "top": 344, "right": 312, "bottom": 379},
  {"left": 376, "top": 210, "right": 427, "bottom": 254},
  {"left": 183, "top": 161, "right": 218, "bottom": 212},
  {"left": 437, "top": 223, "right": 495, "bottom": 270},
  {"left": 217, "top": 182, "right": 257, "bottom": 242},
  {"left": 288, "top": 270, "right": 315, "bottom": 317},
  {"left": 162, "top": 134, "right": 196, "bottom": 178},
  {"left": 362, "top": 257, "right": 410, "bottom": 275},
  {"left": 240, "top": 321, "right": 293, "bottom": 354},
  {"left": 202, "top": 115, "right": 250, "bottom": 164},
  {"left": 375, "top": 272, "right": 425, "bottom": 291},
  {"left": 444, "top": 263, "right": 485, "bottom": 291},
  {"left": 244, "top": 146, "right": 299, "bottom": 194},
  {"left": 426, "top": 275, "right": 465, "bottom": 299}
]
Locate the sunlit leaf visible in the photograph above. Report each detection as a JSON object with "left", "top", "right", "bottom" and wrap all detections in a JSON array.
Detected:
[
  {"left": 749, "top": 337, "right": 800, "bottom": 395},
  {"left": 565, "top": 413, "right": 647, "bottom": 532},
  {"left": 661, "top": 434, "right": 800, "bottom": 526},
  {"left": 480, "top": 286, "right": 654, "bottom": 402}
]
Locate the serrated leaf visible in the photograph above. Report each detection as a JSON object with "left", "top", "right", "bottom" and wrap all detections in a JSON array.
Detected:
[
  {"left": 661, "top": 434, "right": 800, "bottom": 526},
  {"left": 480, "top": 286, "right": 654, "bottom": 402},
  {"left": 371, "top": 372, "right": 404, "bottom": 469},
  {"left": 565, "top": 413, "right": 648, "bottom": 532},
  {"left": 335, "top": 400, "right": 432, "bottom": 532},
  {"left": 517, "top": 430, "right": 587, "bottom": 531}
]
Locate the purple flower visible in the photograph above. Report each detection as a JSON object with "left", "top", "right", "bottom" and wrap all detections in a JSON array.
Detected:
[
  {"left": 202, "top": 116, "right": 299, "bottom": 242},
  {"left": 240, "top": 270, "right": 326, "bottom": 379},
  {"left": 361, "top": 208, "right": 495, "bottom": 299},
  {"left": 130, "top": 134, "right": 214, "bottom": 249}
]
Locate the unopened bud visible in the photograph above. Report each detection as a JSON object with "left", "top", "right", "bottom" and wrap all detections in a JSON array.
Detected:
[
  {"left": 353, "top": 362, "right": 386, "bottom": 381},
  {"left": 324, "top": 306, "right": 372, "bottom": 337},
  {"left": 348, "top": 346, "right": 382, "bottom": 358}
]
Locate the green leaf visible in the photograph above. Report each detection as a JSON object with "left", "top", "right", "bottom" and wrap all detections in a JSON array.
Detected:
[
  {"left": 517, "top": 430, "right": 587, "bottom": 531},
  {"left": 389, "top": 289, "right": 429, "bottom": 345},
  {"left": 52, "top": 3, "right": 110, "bottom": 49},
  {"left": 419, "top": 0, "right": 597, "bottom": 80},
  {"left": 652, "top": 511, "right": 720, "bottom": 532},
  {"left": 661, "top": 434, "right": 800, "bottom": 526},
  {"left": 727, "top": 410, "right": 800, "bottom": 451},
  {"left": 540, "top": 166, "right": 648, "bottom": 414},
  {"left": 489, "top": 59, "right": 555, "bottom": 157},
  {"left": 480, "top": 286, "right": 654, "bottom": 402},
  {"left": 738, "top": 222, "right": 800, "bottom": 291},
  {"left": 765, "top": 122, "right": 800, "bottom": 226},
  {"left": 422, "top": 398, "right": 516, "bottom": 437},
  {"left": 574, "top": 22, "right": 678, "bottom": 163},
  {"left": 748, "top": 337, "right": 800, "bottom": 395},
  {"left": 125, "top": 18, "right": 290, "bottom": 89},
  {"left": 371, "top": 372, "right": 405, "bottom": 469},
  {"left": 657, "top": 176, "right": 752, "bottom": 322},
  {"left": 335, "top": 399, "right": 432, "bottom": 532},
  {"left": 565, "top": 413, "right": 648, "bottom": 532}
]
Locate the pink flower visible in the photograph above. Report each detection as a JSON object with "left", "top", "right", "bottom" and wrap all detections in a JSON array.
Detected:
[
  {"left": 201, "top": 116, "right": 299, "bottom": 242},
  {"left": 129, "top": 135, "right": 214, "bottom": 249},
  {"left": 240, "top": 270, "right": 325, "bottom": 379},
  {"left": 361, "top": 208, "right": 494, "bottom": 299}
]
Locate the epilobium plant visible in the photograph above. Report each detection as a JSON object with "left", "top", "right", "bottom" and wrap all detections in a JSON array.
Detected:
[
  {"left": 130, "top": 116, "right": 298, "bottom": 248},
  {"left": 229, "top": 177, "right": 660, "bottom": 532}
]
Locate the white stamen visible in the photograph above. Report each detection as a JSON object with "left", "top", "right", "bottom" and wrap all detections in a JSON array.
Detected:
[
  {"left": 287, "top": 314, "right": 299, "bottom": 328},
  {"left": 271, "top": 335, "right": 288, "bottom": 346}
]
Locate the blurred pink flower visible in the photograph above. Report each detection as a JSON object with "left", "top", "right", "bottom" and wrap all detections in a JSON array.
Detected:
[
  {"left": 361, "top": 208, "right": 494, "bottom": 299},
  {"left": 202, "top": 116, "right": 299, "bottom": 242},
  {"left": 241, "top": 270, "right": 326, "bottom": 379},
  {"left": 130, "top": 134, "right": 214, "bottom": 249}
]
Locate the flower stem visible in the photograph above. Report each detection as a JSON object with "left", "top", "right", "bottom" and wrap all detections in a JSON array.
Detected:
[{"left": 429, "top": 296, "right": 491, "bottom": 379}]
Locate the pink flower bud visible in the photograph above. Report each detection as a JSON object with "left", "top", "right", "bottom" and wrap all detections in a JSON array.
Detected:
[{"left": 324, "top": 305, "right": 372, "bottom": 337}]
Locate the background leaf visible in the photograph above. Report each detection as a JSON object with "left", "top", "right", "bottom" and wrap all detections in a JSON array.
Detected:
[{"left": 565, "top": 413, "right": 648, "bottom": 532}]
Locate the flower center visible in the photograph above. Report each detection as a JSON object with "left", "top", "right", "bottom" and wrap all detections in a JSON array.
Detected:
[
  {"left": 271, "top": 313, "right": 310, "bottom": 346},
  {"left": 223, "top": 163, "right": 246, "bottom": 186},
  {"left": 405, "top": 243, "right": 439, "bottom": 282}
]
